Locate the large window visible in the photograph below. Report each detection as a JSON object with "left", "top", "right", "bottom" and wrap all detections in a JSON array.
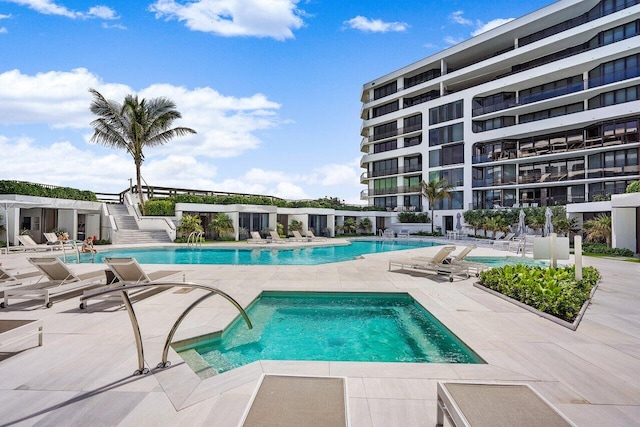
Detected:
[
  {"left": 374, "top": 196, "right": 396, "bottom": 209},
  {"left": 404, "top": 91, "right": 439, "bottom": 108},
  {"left": 372, "top": 101, "right": 399, "bottom": 118},
  {"left": 404, "top": 69, "right": 440, "bottom": 89},
  {"left": 589, "top": 53, "right": 640, "bottom": 88},
  {"left": 519, "top": 76, "right": 583, "bottom": 105},
  {"left": 439, "top": 168, "right": 464, "bottom": 187},
  {"left": 429, "top": 100, "right": 463, "bottom": 125},
  {"left": 402, "top": 175, "right": 421, "bottom": 193},
  {"left": 441, "top": 144, "right": 464, "bottom": 166},
  {"left": 373, "top": 140, "right": 397, "bottom": 153},
  {"left": 404, "top": 155, "right": 422, "bottom": 173},
  {"left": 373, "top": 81, "right": 397, "bottom": 100},
  {"left": 373, "top": 121, "right": 397, "bottom": 141},
  {"left": 472, "top": 93, "right": 515, "bottom": 116},
  {"left": 404, "top": 135, "right": 422, "bottom": 147},
  {"left": 519, "top": 102, "right": 583, "bottom": 124},
  {"left": 587, "top": 148, "right": 639, "bottom": 178},
  {"left": 371, "top": 159, "right": 398, "bottom": 177},
  {"left": 589, "top": 179, "right": 637, "bottom": 201},
  {"left": 588, "top": 85, "right": 640, "bottom": 109},
  {"left": 239, "top": 213, "right": 269, "bottom": 233},
  {"left": 429, "top": 123, "right": 463, "bottom": 146},
  {"left": 373, "top": 177, "right": 397, "bottom": 195},
  {"left": 433, "top": 191, "right": 463, "bottom": 210},
  {"left": 403, "top": 114, "right": 422, "bottom": 133},
  {"left": 472, "top": 117, "right": 515, "bottom": 133}
]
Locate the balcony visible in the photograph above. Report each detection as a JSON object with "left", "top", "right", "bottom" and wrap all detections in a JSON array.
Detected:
[
  {"left": 368, "top": 165, "right": 423, "bottom": 179},
  {"left": 360, "top": 189, "right": 369, "bottom": 200},
  {"left": 360, "top": 172, "right": 369, "bottom": 183},
  {"left": 472, "top": 178, "right": 517, "bottom": 188},
  {"left": 372, "top": 125, "right": 422, "bottom": 142},
  {"left": 360, "top": 137, "right": 370, "bottom": 153}
]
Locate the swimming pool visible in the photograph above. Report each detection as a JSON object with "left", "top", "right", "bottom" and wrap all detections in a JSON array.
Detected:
[
  {"left": 85, "top": 240, "right": 442, "bottom": 265},
  {"left": 177, "top": 292, "right": 483, "bottom": 375},
  {"left": 465, "top": 256, "right": 548, "bottom": 267}
]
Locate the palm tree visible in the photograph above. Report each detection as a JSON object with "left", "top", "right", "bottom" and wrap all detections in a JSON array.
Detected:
[
  {"left": 357, "top": 218, "right": 372, "bottom": 234},
  {"left": 583, "top": 214, "right": 612, "bottom": 247},
  {"left": 88, "top": 88, "right": 196, "bottom": 215},
  {"left": 209, "top": 213, "right": 234, "bottom": 240},
  {"left": 177, "top": 214, "right": 203, "bottom": 237},
  {"left": 420, "top": 179, "right": 454, "bottom": 231}
]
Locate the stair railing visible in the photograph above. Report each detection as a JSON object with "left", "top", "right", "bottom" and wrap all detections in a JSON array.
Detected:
[
  {"left": 186, "top": 231, "right": 204, "bottom": 247},
  {"left": 79, "top": 282, "right": 252, "bottom": 375}
]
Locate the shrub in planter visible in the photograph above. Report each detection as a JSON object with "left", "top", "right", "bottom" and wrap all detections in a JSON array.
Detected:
[
  {"left": 479, "top": 264, "right": 600, "bottom": 323},
  {"left": 582, "top": 243, "right": 634, "bottom": 257}
]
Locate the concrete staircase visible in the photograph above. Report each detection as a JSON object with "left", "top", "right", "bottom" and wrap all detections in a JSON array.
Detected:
[{"left": 107, "top": 204, "right": 172, "bottom": 244}]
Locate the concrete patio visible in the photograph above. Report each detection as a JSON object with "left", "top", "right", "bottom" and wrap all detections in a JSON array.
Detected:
[{"left": 0, "top": 242, "right": 639, "bottom": 426}]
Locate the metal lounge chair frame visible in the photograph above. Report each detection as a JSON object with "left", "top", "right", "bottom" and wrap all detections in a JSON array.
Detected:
[{"left": 389, "top": 246, "right": 470, "bottom": 282}]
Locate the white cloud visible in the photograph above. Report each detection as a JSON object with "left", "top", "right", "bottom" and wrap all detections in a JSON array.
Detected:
[
  {"left": 314, "top": 163, "right": 359, "bottom": 187},
  {"left": 471, "top": 18, "right": 514, "bottom": 36},
  {"left": 87, "top": 6, "right": 118, "bottom": 20},
  {"left": 149, "top": 0, "right": 305, "bottom": 41},
  {"left": 344, "top": 15, "right": 408, "bottom": 33},
  {"left": 0, "top": 68, "right": 282, "bottom": 159},
  {"left": 0, "top": 27, "right": 6, "bottom": 33},
  {"left": 449, "top": 10, "right": 472, "bottom": 26},
  {"left": 273, "top": 182, "right": 308, "bottom": 199},
  {"left": 0, "top": 13, "right": 12, "bottom": 19},
  {"left": 444, "top": 35, "right": 463, "bottom": 45},
  {"left": 5, "top": 0, "right": 119, "bottom": 20},
  {"left": 102, "top": 22, "right": 126, "bottom": 30}
]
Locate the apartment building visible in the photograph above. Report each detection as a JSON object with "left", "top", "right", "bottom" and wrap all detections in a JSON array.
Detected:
[{"left": 359, "top": 0, "right": 640, "bottom": 232}]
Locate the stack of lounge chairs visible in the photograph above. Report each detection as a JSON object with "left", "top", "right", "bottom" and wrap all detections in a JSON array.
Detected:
[{"left": 389, "top": 245, "right": 470, "bottom": 282}]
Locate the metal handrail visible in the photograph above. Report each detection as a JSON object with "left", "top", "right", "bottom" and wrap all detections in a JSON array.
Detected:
[
  {"left": 186, "top": 231, "right": 204, "bottom": 247},
  {"left": 79, "top": 281, "right": 252, "bottom": 376}
]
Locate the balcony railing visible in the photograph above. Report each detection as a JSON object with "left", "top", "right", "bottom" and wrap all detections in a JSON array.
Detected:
[
  {"left": 472, "top": 178, "right": 517, "bottom": 187},
  {"left": 368, "top": 165, "right": 423, "bottom": 178},
  {"left": 372, "top": 125, "right": 422, "bottom": 142},
  {"left": 360, "top": 172, "right": 368, "bottom": 183},
  {"left": 367, "top": 185, "right": 421, "bottom": 197},
  {"left": 360, "top": 189, "right": 369, "bottom": 200}
]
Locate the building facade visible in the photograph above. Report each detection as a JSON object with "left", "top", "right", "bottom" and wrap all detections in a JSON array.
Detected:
[{"left": 359, "top": 0, "right": 640, "bottom": 232}]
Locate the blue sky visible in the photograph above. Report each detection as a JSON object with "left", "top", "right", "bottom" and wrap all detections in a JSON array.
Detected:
[{"left": 0, "top": 0, "right": 553, "bottom": 203}]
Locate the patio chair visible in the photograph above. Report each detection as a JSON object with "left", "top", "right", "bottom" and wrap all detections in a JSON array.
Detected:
[
  {"left": 16, "top": 235, "right": 55, "bottom": 252},
  {"left": 447, "top": 245, "right": 489, "bottom": 277},
  {"left": 247, "top": 231, "right": 268, "bottom": 244},
  {"left": 389, "top": 245, "right": 469, "bottom": 282},
  {"left": 0, "top": 266, "right": 16, "bottom": 283},
  {"left": 43, "top": 232, "right": 59, "bottom": 244},
  {"left": 397, "top": 229, "right": 410, "bottom": 238},
  {"left": 291, "top": 230, "right": 309, "bottom": 242},
  {"left": 81, "top": 257, "right": 154, "bottom": 309},
  {"left": 306, "top": 230, "right": 327, "bottom": 241},
  {"left": 2, "top": 257, "right": 101, "bottom": 308},
  {"left": 0, "top": 319, "right": 43, "bottom": 351},
  {"left": 436, "top": 381, "right": 574, "bottom": 427},
  {"left": 382, "top": 229, "right": 394, "bottom": 239},
  {"left": 492, "top": 233, "right": 515, "bottom": 250},
  {"left": 269, "top": 230, "right": 288, "bottom": 243}
]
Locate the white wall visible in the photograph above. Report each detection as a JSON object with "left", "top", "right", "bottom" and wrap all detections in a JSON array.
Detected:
[
  {"left": 58, "top": 210, "right": 77, "bottom": 239},
  {"left": 612, "top": 207, "right": 637, "bottom": 253}
]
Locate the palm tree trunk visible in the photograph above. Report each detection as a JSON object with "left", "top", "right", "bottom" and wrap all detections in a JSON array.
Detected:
[{"left": 136, "top": 164, "right": 146, "bottom": 216}]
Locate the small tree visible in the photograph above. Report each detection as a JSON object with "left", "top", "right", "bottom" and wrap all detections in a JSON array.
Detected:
[
  {"left": 209, "top": 213, "right": 234, "bottom": 240},
  {"left": 177, "top": 214, "right": 203, "bottom": 237},
  {"left": 420, "top": 179, "right": 454, "bottom": 230},
  {"left": 289, "top": 219, "right": 303, "bottom": 233},
  {"left": 343, "top": 218, "right": 357, "bottom": 234},
  {"left": 358, "top": 218, "right": 372, "bottom": 233},
  {"left": 584, "top": 214, "right": 612, "bottom": 247}
]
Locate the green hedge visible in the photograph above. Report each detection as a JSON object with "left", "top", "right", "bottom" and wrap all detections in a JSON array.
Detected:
[
  {"left": 479, "top": 264, "right": 600, "bottom": 322},
  {"left": 582, "top": 243, "right": 634, "bottom": 257},
  {"left": 397, "top": 212, "right": 430, "bottom": 223},
  {"left": 0, "top": 180, "right": 97, "bottom": 202}
]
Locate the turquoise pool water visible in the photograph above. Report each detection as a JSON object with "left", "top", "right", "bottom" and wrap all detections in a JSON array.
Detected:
[
  {"left": 84, "top": 240, "right": 442, "bottom": 265},
  {"left": 465, "top": 256, "right": 548, "bottom": 267},
  {"left": 179, "top": 292, "right": 483, "bottom": 374}
]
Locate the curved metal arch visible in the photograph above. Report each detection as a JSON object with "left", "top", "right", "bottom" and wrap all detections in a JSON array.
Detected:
[{"left": 80, "top": 281, "right": 252, "bottom": 375}]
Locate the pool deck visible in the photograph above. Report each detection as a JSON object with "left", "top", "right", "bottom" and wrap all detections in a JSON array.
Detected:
[{"left": 0, "top": 240, "right": 639, "bottom": 426}]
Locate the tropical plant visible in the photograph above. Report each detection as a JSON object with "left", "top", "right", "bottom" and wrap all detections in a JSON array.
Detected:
[
  {"left": 288, "top": 219, "right": 303, "bottom": 232},
  {"left": 420, "top": 179, "right": 454, "bottom": 229},
  {"left": 583, "top": 213, "right": 612, "bottom": 247},
  {"left": 209, "top": 213, "right": 234, "bottom": 240},
  {"left": 463, "top": 210, "right": 485, "bottom": 237},
  {"left": 88, "top": 88, "right": 196, "bottom": 215},
  {"left": 357, "top": 217, "right": 372, "bottom": 233},
  {"left": 582, "top": 243, "right": 634, "bottom": 257},
  {"left": 626, "top": 180, "right": 640, "bottom": 193},
  {"left": 177, "top": 214, "right": 203, "bottom": 237},
  {"left": 276, "top": 222, "right": 284, "bottom": 237},
  {"left": 397, "top": 212, "right": 430, "bottom": 223},
  {"left": 238, "top": 227, "right": 249, "bottom": 240},
  {"left": 483, "top": 216, "right": 509, "bottom": 237},
  {"left": 552, "top": 216, "right": 580, "bottom": 237},
  {"left": 342, "top": 217, "right": 357, "bottom": 234},
  {"left": 19, "top": 228, "right": 32, "bottom": 236}
]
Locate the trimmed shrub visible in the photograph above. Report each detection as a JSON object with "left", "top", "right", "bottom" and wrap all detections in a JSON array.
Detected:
[
  {"left": 0, "top": 180, "right": 98, "bottom": 201},
  {"left": 479, "top": 264, "right": 600, "bottom": 322},
  {"left": 582, "top": 243, "right": 634, "bottom": 257}
]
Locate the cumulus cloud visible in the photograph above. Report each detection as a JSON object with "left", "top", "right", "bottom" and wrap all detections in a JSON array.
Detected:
[
  {"left": 344, "top": 15, "right": 408, "bottom": 33},
  {"left": 102, "top": 22, "right": 126, "bottom": 30},
  {"left": 444, "top": 35, "right": 463, "bottom": 45},
  {"left": 0, "top": 27, "right": 6, "bottom": 33},
  {"left": 4, "top": 0, "right": 119, "bottom": 20},
  {"left": 471, "top": 18, "right": 515, "bottom": 36},
  {"left": 148, "top": 0, "right": 305, "bottom": 41},
  {"left": 0, "top": 68, "right": 282, "bottom": 159},
  {"left": 0, "top": 13, "right": 12, "bottom": 19},
  {"left": 449, "top": 10, "right": 472, "bottom": 26}
]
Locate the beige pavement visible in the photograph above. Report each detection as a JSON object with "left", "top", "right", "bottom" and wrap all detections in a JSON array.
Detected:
[{"left": 0, "top": 241, "right": 639, "bottom": 426}]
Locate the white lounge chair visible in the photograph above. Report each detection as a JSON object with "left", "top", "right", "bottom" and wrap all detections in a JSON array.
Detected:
[
  {"left": 492, "top": 232, "right": 515, "bottom": 250},
  {"left": 269, "top": 230, "right": 288, "bottom": 243},
  {"left": 306, "top": 230, "right": 327, "bottom": 241},
  {"left": 397, "top": 229, "right": 410, "bottom": 238},
  {"left": 436, "top": 382, "right": 574, "bottom": 427},
  {"left": 291, "top": 230, "right": 309, "bottom": 242},
  {"left": 81, "top": 257, "right": 154, "bottom": 309},
  {"left": 382, "top": 229, "right": 394, "bottom": 239},
  {"left": 0, "top": 319, "right": 43, "bottom": 351},
  {"left": 389, "top": 246, "right": 469, "bottom": 282},
  {"left": 0, "top": 266, "right": 16, "bottom": 283},
  {"left": 448, "top": 245, "right": 489, "bottom": 277},
  {"left": 247, "top": 231, "right": 268, "bottom": 244},
  {"left": 17, "top": 235, "right": 55, "bottom": 252},
  {"left": 2, "top": 257, "right": 101, "bottom": 308}
]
